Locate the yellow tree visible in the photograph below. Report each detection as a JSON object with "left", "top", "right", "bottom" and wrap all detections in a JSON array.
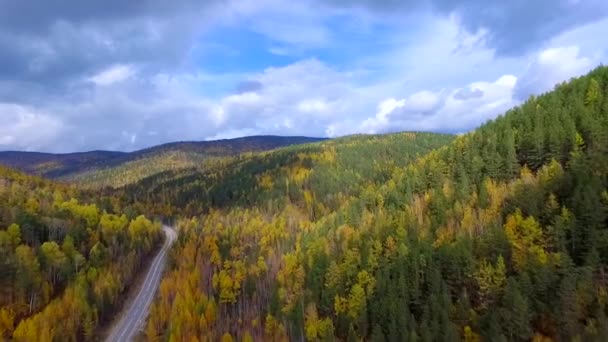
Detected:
[
  {"left": 213, "top": 267, "right": 237, "bottom": 304},
  {"left": 0, "top": 308, "right": 15, "bottom": 339},
  {"left": 40, "top": 241, "right": 67, "bottom": 286},
  {"left": 474, "top": 256, "right": 506, "bottom": 308},
  {"left": 221, "top": 332, "right": 234, "bottom": 342},
  {"left": 277, "top": 253, "right": 305, "bottom": 314},
  {"left": 504, "top": 210, "right": 547, "bottom": 271},
  {"left": 14, "top": 245, "right": 43, "bottom": 314}
]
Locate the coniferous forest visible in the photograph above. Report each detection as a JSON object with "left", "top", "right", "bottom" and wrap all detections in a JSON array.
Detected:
[
  {"left": 141, "top": 66, "right": 608, "bottom": 341},
  {"left": 0, "top": 66, "right": 607, "bottom": 341}
]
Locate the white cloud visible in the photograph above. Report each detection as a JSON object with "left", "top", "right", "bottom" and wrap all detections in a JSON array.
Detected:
[
  {"left": 400, "top": 91, "right": 441, "bottom": 115},
  {"left": 549, "top": 17, "right": 608, "bottom": 57},
  {"left": 215, "top": 59, "right": 366, "bottom": 135},
  {"left": 89, "top": 65, "right": 135, "bottom": 86},
  {"left": 9, "top": 32, "right": 599, "bottom": 153},
  {"left": 0, "top": 136, "right": 14, "bottom": 145},
  {"left": 362, "top": 15, "right": 518, "bottom": 92},
  {"left": 514, "top": 46, "right": 594, "bottom": 100},
  {"left": 0, "top": 103, "right": 64, "bottom": 151},
  {"left": 297, "top": 99, "right": 330, "bottom": 114},
  {"left": 0, "top": 1, "right": 605, "bottom": 153},
  {"left": 358, "top": 73, "right": 518, "bottom": 134},
  {"left": 359, "top": 98, "right": 405, "bottom": 133}
]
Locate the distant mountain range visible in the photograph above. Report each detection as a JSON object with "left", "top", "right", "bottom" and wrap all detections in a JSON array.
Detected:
[{"left": 0, "top": 135, "right": 326, "bottom": 187}]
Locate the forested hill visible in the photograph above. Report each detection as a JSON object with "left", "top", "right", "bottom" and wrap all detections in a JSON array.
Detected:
[
  {"left": 118, "top": 131, "right": 455, "bottom": 218},
  {"left": 0, "top": 150, "right": 126, "bottom": 178},
  {"left": 0, "top": 165, "right": 162, "bottom": 340},
  {"left": 145, "top": 66, "right": 608, "bottom": 341},
  {"left": 0, "top": 135, "right": 325, "bottom": 188}
]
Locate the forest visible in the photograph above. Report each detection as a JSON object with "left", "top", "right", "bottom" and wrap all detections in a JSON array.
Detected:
[
  {"left": 141, "top": 66, "right": 608, "bottom": 341},
  {"left": 0, "top": 136, "right": 325, "bottom": 189},
  {"left": 1, "top": 65, "right": 607, "bottom": 341},
  {"left": 116, "top": 132, "right": 454, "bottom": 218},
  {"left": 0, "top": 166, "right": 161, "bottom": 340}
]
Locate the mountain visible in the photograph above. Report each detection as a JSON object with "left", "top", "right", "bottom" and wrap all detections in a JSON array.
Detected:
[
  {"left": 141, "top": 66, "right": 608, "bottom": 341},
  {"left": 0, "top": 136, "right": 326, "bottom": 188}
]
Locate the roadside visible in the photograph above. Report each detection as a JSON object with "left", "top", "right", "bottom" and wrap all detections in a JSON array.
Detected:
[{"left": 98, "top": 225, "right": 176, "bottom": 341}]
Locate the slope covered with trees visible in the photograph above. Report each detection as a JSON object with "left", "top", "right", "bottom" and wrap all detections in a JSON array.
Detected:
[
  {"left": 144, "top": 66, "right": 608, "bottom": 341},
  {"left": 0, "top": 166, "right": 162, "bottom": 340},
  {"left": 0, "top": 136, "right": 325, "bottom": 189},
  {"left": 118, "top": 132, "right": 454, "bottom": 218}
]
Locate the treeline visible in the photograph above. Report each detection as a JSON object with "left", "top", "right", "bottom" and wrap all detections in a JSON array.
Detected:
[
  {"left": 0, "top": 166, "right": 161, "bottom": 340},
  {"left": 142, "top": 66, "right": 608, "bottom": 341}
]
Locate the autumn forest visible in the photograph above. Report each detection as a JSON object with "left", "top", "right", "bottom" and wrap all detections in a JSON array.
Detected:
[{"left": 1, "top": 66, "right": 608, "bottom": 341}]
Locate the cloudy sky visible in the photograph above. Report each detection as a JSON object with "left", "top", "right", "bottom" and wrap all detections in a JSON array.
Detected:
[{"left": 1, "top": 0, "right": 607, "bottom": 152}]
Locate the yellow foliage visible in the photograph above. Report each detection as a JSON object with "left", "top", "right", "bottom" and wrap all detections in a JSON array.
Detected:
[
  {"left": 347, "top": 284, "right": 366, "bottom": 319},
  {"left": 0, "top": 308, "right": 15, "bottom": 339},
  {"left": 242, "top": 331, "right": 254, "bottom": 342},
  {"left": 213, "top": 269, "right": 237, "bottom": 304},
  {"left": 357, "top": 270, "right": 376, "bottom": 296},
  {"left": 277, "top": 253, "right": 305, "bottom": 313},
  {"left": 532, "top": 333, "right": 553, "bottom": 342},
  {"left": 290, "top": 165, "right": 312, "bottom": 184},
  {"left": 433, "top": 224, "right": 456, "bottom": 248},
  {"left": 256, "top": 256, "right": 268, "bottom": 275},
  {"left": 264, "top": 314, "right": 288, "bottom": 341},
  {"left": 25, "top": 197, "right": 40, "bottom": 214},
  {"left": 319, "top": 147, "right": 336, "bottom": 164},
  {"left": 504, "top": 210, "right": 548, "bottom": 270},
  {"left": 334, "top": 295, "right": 348, "bottom": 315},
  {"left": 258, "top": 174, "right": 274, "bottom": 190},
  {"left": 205, "top": 299, "right": 217, "bottom": 325},
  {"left": 464, "top": 326, "right": 481, "bottom": 342},
  {"left": 305, "top": 303, "right": 334, "bottom": 341},
  {"left": 474, "top": 256, "right": 506, "bottom": 308},
  {"left": 384, "top": 236, "right": 397, "bottom": 258},
  {"left": 305, "top": 303, "right": 320, "bottom": 341}
]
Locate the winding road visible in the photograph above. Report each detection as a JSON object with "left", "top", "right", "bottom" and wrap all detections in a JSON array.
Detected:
[{"left": 105, "top": 225, "right": 177, "bottom": 342}]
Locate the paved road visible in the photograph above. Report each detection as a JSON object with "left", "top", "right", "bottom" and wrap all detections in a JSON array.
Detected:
[{"left": 105, "top": 225, "right": 177, "bottom": 342}]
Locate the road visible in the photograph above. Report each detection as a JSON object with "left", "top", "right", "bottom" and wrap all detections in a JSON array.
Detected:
[{"left": 105, "top": 225, "right": 177, "bottom": 342}]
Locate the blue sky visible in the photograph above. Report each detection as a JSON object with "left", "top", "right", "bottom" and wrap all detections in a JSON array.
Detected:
[{"left": 0, "top": 0, "right": 607, "bottom": 152}]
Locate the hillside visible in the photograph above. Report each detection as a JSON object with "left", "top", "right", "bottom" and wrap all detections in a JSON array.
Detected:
[
  {"left": 118, "top": 131, "right": 455, "bottom": 217},
  {"left": 143, "top": 66, "right": 608, "bottom": 341},
  {"left": 0, "top": 151, "right": 126, "bottom": 178},
  {"left": 0, "top": 165, "right": 161, "bottom": 340},
  {"left": 0, "top": 136, "right": 325, "bottom": 188}
]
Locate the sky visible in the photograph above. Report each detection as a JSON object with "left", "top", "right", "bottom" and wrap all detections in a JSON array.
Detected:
[{"left": 0, "top": 0, "right": 607, "bottom": 152}]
